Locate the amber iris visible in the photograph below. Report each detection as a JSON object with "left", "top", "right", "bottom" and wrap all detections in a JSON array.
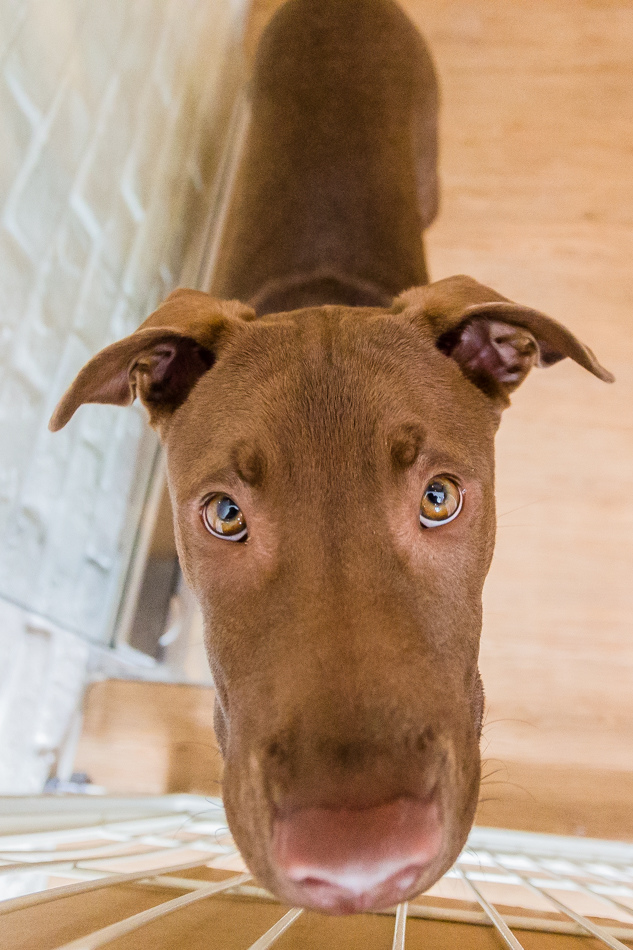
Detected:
[
  {"left": 420, "top": 476, "right": 463, "bottom": 528},
  {"left": 202, "top": 493, "right": 247, "bottom": 541}
]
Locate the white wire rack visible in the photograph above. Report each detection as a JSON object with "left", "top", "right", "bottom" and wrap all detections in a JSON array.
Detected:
[{"left": 1, "top": 795, "right": 633, "bottom": 949}]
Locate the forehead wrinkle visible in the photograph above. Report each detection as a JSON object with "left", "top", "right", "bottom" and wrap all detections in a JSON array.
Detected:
[{"left": 286, "top": 357, "right": 381, "bottom": 479}]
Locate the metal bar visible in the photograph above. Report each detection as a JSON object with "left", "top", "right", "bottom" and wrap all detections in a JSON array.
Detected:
[
  {"left": 0, "top": 839, "right": 185, "bottom": 863},
  {"left": 466, "top": 827, "right": 633, "bottom": 866},
  {"left": 485, "top": 853, "right": 633, "bottom": 950},
  {"left": 0, "top": 859, "right": 77, "bottom": 876},
  {"left": 527, "top": 855, "right": 633, "bottom": 928},
  {"left": 0, "top": 853, "right": 238, "bottom": 916},
  {"left": 0, "top": 811, "right": 200, "bottom": 851},
  {"left": 51, "top": 872, "right": 251, "bottom": 950},
  {"left": 583, "top": 883, "right": 633, "bottom": 920},
  {"left": 246, "top": 908, "right": 304, "bottom": 950},
  {"left": 391, "top": 902, "right": 408, "bottom": 950},
  {"left": 144, "top": 875, "right": 224, "bottom": 891},
  {"left": 522, "top": 878, "right": 632, "bottom": 950},
  {"left": 403, "top": 903, "right": 616, "bottom": 936},
  {"left": 456, "top": 868, "right": 527, "bottom": 950},
  {"left": 0, "top": 841, "right": 222, "bottom": 876}
]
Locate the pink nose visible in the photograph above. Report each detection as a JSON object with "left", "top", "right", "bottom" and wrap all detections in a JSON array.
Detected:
[{"left": 272, "top": 796, "right": 442, "bottom": 912}]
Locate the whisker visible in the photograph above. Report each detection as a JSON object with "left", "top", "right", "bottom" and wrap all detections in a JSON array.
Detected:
[
  {"left": 480, "top": 768, "right": 506, "bottom": 784},
  {"left": 497, "top": 499, "right": 543, "bottom": 519}
]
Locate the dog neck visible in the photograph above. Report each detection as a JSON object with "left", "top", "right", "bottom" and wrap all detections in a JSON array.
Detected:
[{"left": 248, "top": 268, "right": 395, "bottom": 316}]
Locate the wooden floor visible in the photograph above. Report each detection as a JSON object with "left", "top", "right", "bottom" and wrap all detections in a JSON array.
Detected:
[
  {"left": 401, "top": 0, "right": 633, "bottom": 781},
  {"left": 76, "top": 0, "right": 633, "bottom": 844}
]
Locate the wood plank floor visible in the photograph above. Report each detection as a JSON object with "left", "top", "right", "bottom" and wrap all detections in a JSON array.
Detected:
[{"left": 398, "top": 0, "right": 633, "bottom": 779}]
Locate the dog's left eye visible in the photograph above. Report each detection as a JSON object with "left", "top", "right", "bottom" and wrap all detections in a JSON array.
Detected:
[
  {"left": 202, "top": 493, "right": 248, "bottom": 541},
  {"left": 420, "top": 476, "right": 463, "bottom": 528}
]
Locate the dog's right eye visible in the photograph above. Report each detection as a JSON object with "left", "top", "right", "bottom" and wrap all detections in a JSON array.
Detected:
[
  {"left": 420, "top": 476, "right": 463, "bottom": 528},
  {"left": 201, "top": 493, "right": 248, "bottom": 541}
]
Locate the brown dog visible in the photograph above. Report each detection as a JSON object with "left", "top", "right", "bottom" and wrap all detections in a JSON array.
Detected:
[{"left": 50, "top": 0, "right": 612, "bottom": 916}]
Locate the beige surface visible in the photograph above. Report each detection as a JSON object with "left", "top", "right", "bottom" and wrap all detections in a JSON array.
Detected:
[
  {"left": 401, "top": 0, "right": 633, "bottom": 773},
  {"left": 476, "top": 760, "right": 633, "bottom": 840},
  {"left": 74, "top": 681, "right": 223, "bottom": 795}
]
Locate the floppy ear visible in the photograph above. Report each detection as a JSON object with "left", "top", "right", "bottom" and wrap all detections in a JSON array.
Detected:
[
  {"left": 394, "top": 275, "right": 613, "bottom": 405},
  {"left": 49, "top": 289, "right": 256, "bottom": 431}
]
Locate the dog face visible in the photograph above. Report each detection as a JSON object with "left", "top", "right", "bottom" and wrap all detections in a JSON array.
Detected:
[{"left": 50, "top": 276, "right": 612, "bottom": 913}]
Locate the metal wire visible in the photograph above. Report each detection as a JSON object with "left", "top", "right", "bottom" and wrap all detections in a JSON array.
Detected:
[
  {"left": 51, "top": 872, "right": 252, "bottom": 950},
  {"left": 0, "top": 841, "right": 219, "bottom": 876},
  {"left": 456, "top": 868, "right": 526, "bottom": 950},
  {"left": 482, "top": 853, "right": 633, "bottom": 950},
  {"left": 529, "top": 854, "right": 633, "bottom": 929},
  {"left": 246, "top": 908, "right": 304, "bottom": 950},
  {"left": 391, "top": 902, "right": 408, "bottom": 950},
  {"left": 521, "top": 877, "right": 631, "bottom": 950},
  {"left": 0, "top": 852, "right": 238, "bottom": 915}
]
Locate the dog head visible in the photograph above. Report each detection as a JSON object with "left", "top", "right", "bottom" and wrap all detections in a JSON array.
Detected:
[{"left": 50, "top": 276, "right": 612, "bottom": 913}]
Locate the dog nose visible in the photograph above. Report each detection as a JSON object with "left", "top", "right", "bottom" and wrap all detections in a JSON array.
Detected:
[{"left": 272, "top": 796, "right": 442, "bottom": 912}]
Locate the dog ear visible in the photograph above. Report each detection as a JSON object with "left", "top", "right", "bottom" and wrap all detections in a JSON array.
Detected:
[
  {"left": 394, "top": 275, "right": 613, "bottom": 405},
  {"left": 49, "top": 289, "right": 256, "bottom": 431}
]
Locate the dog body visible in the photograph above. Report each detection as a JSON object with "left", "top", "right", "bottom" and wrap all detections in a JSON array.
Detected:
[
  {"left": 51, "top": 0, "right": 612, "bottom": 915},
  {"left": 214, "top": 0, "right": 439, "bottom": 312}
]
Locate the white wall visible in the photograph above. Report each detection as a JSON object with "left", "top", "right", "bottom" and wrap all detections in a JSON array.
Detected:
[{"left": 0, "top": 0, "right": 246, "bottom": 790}]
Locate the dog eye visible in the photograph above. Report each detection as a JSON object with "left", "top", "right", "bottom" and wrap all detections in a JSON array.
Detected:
[
  {"left": 202, "top": 493, "right": 248, "bottom": 541},
  {"left": 420, "top": 476, "right": 463, "bottom": 528}
]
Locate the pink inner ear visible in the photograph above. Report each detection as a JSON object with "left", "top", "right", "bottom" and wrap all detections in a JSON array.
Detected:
[
  {"left": 447, "top": 317, "right": 540, "bottom": 392},
  {"left": 134, "top": 343, "right": 180, "bottom": 399},
  {"left": 132, "top": 338, "right": 214, "bottom": 410},
  {"left": 49, "top": 329, "right": 218, "bottom": 432}
]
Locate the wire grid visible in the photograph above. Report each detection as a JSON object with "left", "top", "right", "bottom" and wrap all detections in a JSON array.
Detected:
[{"left": 1, "top": 795, "right": 633, "bottom": 949}]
